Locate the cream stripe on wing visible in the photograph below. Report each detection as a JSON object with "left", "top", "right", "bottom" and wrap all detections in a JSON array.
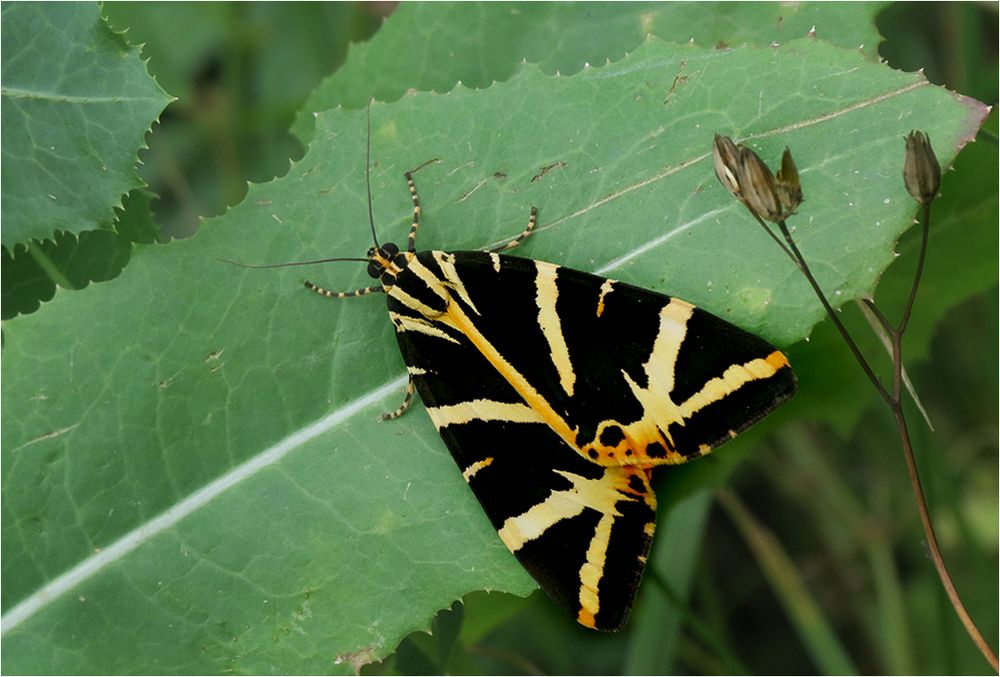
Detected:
[
  {"left": 425, "top": 400, "right": 545, "bottom": 428},
  {"left": 433, "top": 251, "right": 481, "bottom": 315},
  {"left": 620, "top": 298, "right": 695, "bottom": 437},
  {"left": 535, "top": 262, "right": 576, "bottom": 397},
  {"left": 388, "top": 285, "right": 445, "bottom": 318},
  {"left": 404, "top": 256, "right": 451, "bottom": 306},
  {"left": 497, "top": 469, "right": 632, "bottom": 552},
  {"left": 644, "top": 298, "right": 695, "bottom": 397},
  {"left": 388, "top": 312, "right": 459, "bottom": 343},
  {"left": 577, "top": 512, "right": 615, "bottom": 627},
  {"left": 596, "top": 279, "right": 615, "bottom": 317},
  {"left": 498, "top": 490, "right": 587, "bottom": 552},
  {"left": 678, "top": 351, "right": 790, "bottom": 419},
  {"left": 462, "top": 457, "right": 493, "bottom": 482},
  {"left": 444, "top": 299, "right": 578, "bottom": 448}
]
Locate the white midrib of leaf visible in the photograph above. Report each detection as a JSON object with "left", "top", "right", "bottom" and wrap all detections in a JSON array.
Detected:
[
  {"left": 1, "top": 86, "right": 164, "bottom": 104},
  {"left": 0, "top": 204, "right": 728, "bottom": 635}
]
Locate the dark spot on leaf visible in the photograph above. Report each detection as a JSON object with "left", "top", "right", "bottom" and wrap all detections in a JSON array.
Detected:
[{"left": 531, "top": 161, "right": 567, "bottom": 182}]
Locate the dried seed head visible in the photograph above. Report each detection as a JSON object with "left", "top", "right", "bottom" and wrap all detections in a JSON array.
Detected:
[
  {"left": 713, "top": 136, "right": 802, "bottom": 222},
  {"left": 775, "top": 147, "right": 803, "bottom": 215},
  {"left": 738, "top": 146, "right": 788, "bottom": 222},
  {"left": 903, "top": 131, "right": 940, "bottom": 205},
  {"left": 712, "top": 134, "right": 743, "bottom": 198}
]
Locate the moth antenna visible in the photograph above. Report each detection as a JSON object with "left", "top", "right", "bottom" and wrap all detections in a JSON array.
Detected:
[
  {"left": 218, "top": 256, "right": 369, "bottom": 269},
  {"left": 366, "top": 98, "right": 380, "bottom": 249}
]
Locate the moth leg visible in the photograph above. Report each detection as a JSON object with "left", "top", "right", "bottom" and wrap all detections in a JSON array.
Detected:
[
  {"left": 490, "top": 206, "right": 537, "bottom": 253},
  {"left": 304, "top": 281, "right": 383, "bottom": 299},
  {"left": 404, "top": 158, "right": 440, "bottom": 252},
  {"left": 378, "top": 376, "right": 415, "bottom": 421}
]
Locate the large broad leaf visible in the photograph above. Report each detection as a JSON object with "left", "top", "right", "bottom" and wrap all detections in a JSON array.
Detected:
[
  {"left": 1, "top": 38, "right": 987, "bottom": 673},
  {"left": 291, "top": 1, "right": 887, "bottom": 142},
  {"left": 1, "top": 190, "right": 161, "bottom": 320},
  {"left": 0, "top": 2, "right": 171, "bottom": 248}
]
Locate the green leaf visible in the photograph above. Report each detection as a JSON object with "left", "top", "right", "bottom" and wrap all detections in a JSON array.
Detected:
[
  {"left": 100, "top": 3, "right": 381, "bottom": 242},
  {"left": 292, "top": 1, "right": 886, "bottom": 142},
  {"left": 1, "top": 191, "right": 160, "bottom": 320},
  {"left": 103, "top": 3, "right": 377, "bottom": 110},
  {"left": 0, "top": 2, "right": 171, "bottom": 248},
  {"left": 1, "top": 38, "right": 986, "bottom": 673}
]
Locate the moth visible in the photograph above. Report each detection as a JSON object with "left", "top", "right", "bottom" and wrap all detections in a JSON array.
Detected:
[{"left": 244, "top": 112, "right": 796, "bottom": 631}]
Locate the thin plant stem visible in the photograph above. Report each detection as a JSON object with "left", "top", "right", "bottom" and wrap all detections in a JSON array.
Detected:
[
  {"left": 748, "top": 211, "right": 801, "bottom": 269},
  {"left": 858, "top": 299, "right": 935, "bottom": 430},
  {"left": 897, "top": 203, "right": 931, "bottom": 337},
  {"left": 886, "top": 203, "right": 997, "bottom": 669},
  {"left": 776, "top": 201, "right": 998, "bottom": 670},
  {"left": 775, "top": 220, "right": 892, "bottom": 404},
  {"left": 891, "top": 403, "right": 998, "bottom": 670},
  {"left": 862, "top": 297, "right": 895, "bottom": 336},
  {"left": 713, "top": 133, "right": 994, "bottom": 667}
]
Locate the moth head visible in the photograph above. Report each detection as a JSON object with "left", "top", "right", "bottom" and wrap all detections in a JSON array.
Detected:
[{"left": 366, "top": 242, "right": 403, "bottom": 279}]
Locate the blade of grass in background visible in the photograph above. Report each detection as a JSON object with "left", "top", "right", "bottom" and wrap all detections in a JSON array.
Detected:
[{"left": 717, "top": 488, "right": 859, "bottom": 674}]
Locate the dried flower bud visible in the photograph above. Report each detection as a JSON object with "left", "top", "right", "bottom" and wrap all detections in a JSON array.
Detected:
[
  {"left": 775, "top": 147, "right": 803, "bottom": 215},
  {"left": 738, "top": 146, "right": 787, "bottom": 222},
  {"left": 712, "top": 134, "right": 743, "bottom": 198},
  {"left": 903, "top": 131, "right": 940, "bottom": 205},
  {"left": 712, "top": 136, "right": 802, "bottom": 222}
]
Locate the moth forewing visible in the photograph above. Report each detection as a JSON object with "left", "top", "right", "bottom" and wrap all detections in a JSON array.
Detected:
[{"left": 383, "top": 249, "right": 795, "bottom": 630}]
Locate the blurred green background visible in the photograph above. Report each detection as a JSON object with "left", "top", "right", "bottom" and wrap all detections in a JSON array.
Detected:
[{"left": 10, "top": 2, "right": 996, "bottom": 673}]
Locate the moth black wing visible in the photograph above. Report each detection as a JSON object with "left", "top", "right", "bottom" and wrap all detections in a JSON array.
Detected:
[
  {"left": 387, "top": 262, "right": 656, "bottom": 631},
  {"left": 410, "top": 251, "right": 796, "bottom": 467},
  {"left": 383, "top": 249, "right": 794, "bottom": 631}
]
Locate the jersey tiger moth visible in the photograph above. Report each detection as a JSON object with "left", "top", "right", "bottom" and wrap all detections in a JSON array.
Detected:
[{"left": 241, "top": 112, "right": 796, "bottom": 631}]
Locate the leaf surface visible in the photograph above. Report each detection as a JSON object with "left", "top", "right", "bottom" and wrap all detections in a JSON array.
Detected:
[
  {"left": 0, "top": 3, "right": 171, "bottom": 248},
  {"left": 2, "top": 191, "right": 160, "bottom": 319},
  {"left": 291, "top": 1, "right": 886, "bottom": 141},
  {"left": 1, "top": 37, "right": 986, "bottom": 673}
]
